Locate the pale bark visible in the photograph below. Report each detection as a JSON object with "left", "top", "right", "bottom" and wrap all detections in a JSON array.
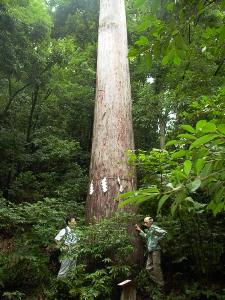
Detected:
[
  {"left": 159, "top": 118, "right": 166, "bottom": 149},
  {"left": 86, "top": 0, "right": 136, "bottom": 222}
]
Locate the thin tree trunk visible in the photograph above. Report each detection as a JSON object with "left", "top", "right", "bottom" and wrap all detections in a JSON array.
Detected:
[
  {"left": 85, "top": 0, "right": 136, "bottom": 222},
  {"left": 3, "top": 77, "right": 30, "bottom": 116},
  {"left": 159, "top": 117, "right": 166, "bottom": 149},
  {"left": 26, "top": 86, "right": 39, "bottom": 143}
]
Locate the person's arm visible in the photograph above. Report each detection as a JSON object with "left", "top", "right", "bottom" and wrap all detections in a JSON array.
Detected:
[
  {"left": 135, "top": 224, "right": 147, "bottom": 238},
  {"left": 54, "top": 228, "right": 66, "bottom": 248},
  {"left": 154, "top": 225, "right": 167, "bottom": 241}
]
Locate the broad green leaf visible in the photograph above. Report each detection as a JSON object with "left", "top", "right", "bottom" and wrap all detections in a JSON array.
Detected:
[
  {"left": 185, "top": 197, "right": 206, "bottom": 211},
  {"left": 162, "top": 54, "right": 170, "bottom": 65},
  {"left": 214, "top": 139, "right": 225, "bottom": 145},
  {"left": 184, "top": 160, "right": 192, "bottom": 176},
  {"left": 194, "top": 158, "right": 204, "bottom": 175},
  {"left": 146, "top": 186, "right": 160, "bottom": 193},
  {"left": 171, "top": 150, "right": 187, "bottom": 159},
  {"left": 181, "top": 124, "right": 195, "bottom": 133},
  {"left": 166, "top": 2, "right": 174, "bottom": 11},
  {"left": 213, "top": 187, "right": 224, "bottom": 203},
  {"left": 185, "top": 196, "right": 194, "bottom": 204},
  {"left": 118, "top": 192, "right": 158, "bottom": 207},
  {"left": 217, "top": 124, "right": 225, "bottom": 135},
  {"left": 195, "top": 148, "right": 209, "bottom": 160},
  {"left": 135, "top": 36, "right": 149, "bottom": 46},
  {"left": 188, "top": 177, "right": 201, "bottom": 192},
  {"left": 173, "top": 53, "right": 181, "bottom": 65},
  {"left": 208, "top": 201, "right": 224, "bottom": 216},
  {"left": 157, "top": 194, "right": 170, "bottom": 214},
  {"left": 175, "top": 34, "right": 188, "bottom": 51},
  {"left": 200, "top": 162, "right": 213, "bottom": 178},
  {"left": 128, "top": 48, "right": 139, "bottom": 58},
  {"left": 213, "top": 159, "right": 223, "bottom": 171},
  {"left": 137, "top": 19, "right": 152, "bottom": 31},
  {"left": 171, "top": 201, "right": 178, "bottom": 216},
  {"left": 172, "top": 29, "right": 179, "bottom": 36},
  {"left": 152, "top": 30, "right": 159, "bottom": 38},
  {"left": 190, "top": 134, "right": 219, "bottom": 149},
  {"left": 173, "top": 170, "right": 187, "bottom": 180},
  {"left": 115, "top": 192, "right": 135, "bottom": 200},
  {"left": 202, "top": 122, "right": 217, "bottom": 133},
  {"left": 197, "top": 2, "right": 204, "bottom": 11},
  {"left": 202, "top": 27, "right": 217, "bottom": 39},
  {"left": 117, "top": 187, "right": 159, "bottom": 206},
  {"left": 207, "top": 201, "right": 217, "bottom": 215},
  {"left": 134, "top": 0, "right": 145, "bottom": 8},
  {"left": 196, "top": 120, "right": 207, "bottom": 131},
  {"left": 166, "top": 139, "right": 182, "bottom": 147},
  {"left": 193, "top": 201, "right": 206, "bottom": 211}
]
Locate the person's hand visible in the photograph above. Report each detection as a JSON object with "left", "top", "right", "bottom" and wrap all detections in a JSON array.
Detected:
[{"left": 135, "top": 224, "right": 141, "bottom": 232}]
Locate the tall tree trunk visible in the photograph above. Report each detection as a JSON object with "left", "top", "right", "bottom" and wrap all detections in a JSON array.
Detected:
[
  {"left": 159, "top": 117, "right": 166, "bottom": 149},
  {"left": 85, "top": 0, "right": 136, "bottom": 222}
]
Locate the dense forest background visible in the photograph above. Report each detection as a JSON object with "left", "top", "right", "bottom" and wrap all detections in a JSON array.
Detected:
[{"left": 0, "top": 0, "right": 225, "bottom": 299}]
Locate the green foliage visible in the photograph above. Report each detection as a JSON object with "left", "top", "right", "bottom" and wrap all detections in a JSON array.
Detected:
[
  {"left": 119, "top": 120, "right": 225, "bottom": 216},
  {"left": 0, "top": 0, "right": 51, "bottom": 78},
  {"left": 166, "top": 285, "right": 225, "bottom": 300},
  {"left": 117, "top": 118, "right": 225, "bottom": 295},
  {"left": 2, "top": 290, "right": 25, "bottom": 300},
  {"left": 43, "top": 213, "right": 136, "bottom": 300},
  {"left": 127, "top": 0, "right": 225, "bottom": 150},
  {"left": 130, "top": 0, "right": 225, "bottom": 69},
  {"left": 0, "top": 2, "right": 96, "bottom": 297},
  {"left": 0, "top": 0, "right": 225, "bottom": 298},
  {"left": 0, "top": 194, "right": 83, "bottom": 297}
]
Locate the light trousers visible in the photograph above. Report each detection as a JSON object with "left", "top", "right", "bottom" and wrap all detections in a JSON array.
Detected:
[
  {"left": 146, "top": 251, "right": 164, "bottom": 287},
  {"left": 57, "top": 258, "right": 76, "bottom": 278}
]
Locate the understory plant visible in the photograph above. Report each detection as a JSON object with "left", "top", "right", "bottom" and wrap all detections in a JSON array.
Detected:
[
  {"left": 44, "top": 212, "right": 138, "bottom": 300},
  {"left": 117, "top": 120, "right": 225, "bottom": 294}
]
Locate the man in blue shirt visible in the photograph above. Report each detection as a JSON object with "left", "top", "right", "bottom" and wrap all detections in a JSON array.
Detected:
[{"left": 135, "top": 216, "right": 166, "bottom": 287}]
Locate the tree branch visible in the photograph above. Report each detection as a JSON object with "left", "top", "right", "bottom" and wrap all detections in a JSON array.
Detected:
[
  {"left": 3, "top": 81, "right": 31, "bottom": 115},
  {"left": 195, "top": 0, "right": 217, "bottom": 25},
  {"left": 26, "top": 85, "right": 39, "bottom": 143}
]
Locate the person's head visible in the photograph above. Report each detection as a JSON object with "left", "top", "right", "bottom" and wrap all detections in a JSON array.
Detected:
[
  {"left": 66, "top": 214, "right": 76, "bottom": 228},
  {"left": 144, "top": 216, "right": 153, "bottom": 228}
]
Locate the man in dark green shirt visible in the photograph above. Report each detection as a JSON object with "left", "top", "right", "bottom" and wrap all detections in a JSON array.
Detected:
[{"left": 135, "top": 216, "right": 167, "bottom": 287}]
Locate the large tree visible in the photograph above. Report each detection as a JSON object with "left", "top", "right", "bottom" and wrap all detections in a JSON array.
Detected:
[{"left": 86, "top": 0, "right": 136, "bottom": 222}]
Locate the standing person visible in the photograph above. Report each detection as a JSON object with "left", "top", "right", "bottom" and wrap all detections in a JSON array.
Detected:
[
  {"left": 55, "top": 214, "right": 78, "bottom": 278},
  {"left": 135, "top": 217, "right": 167, "bottom": 287}
]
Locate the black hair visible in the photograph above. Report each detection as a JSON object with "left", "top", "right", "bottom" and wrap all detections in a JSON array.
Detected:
[{"left": 65, "top": 214, "right": 76, "bottom": 225}]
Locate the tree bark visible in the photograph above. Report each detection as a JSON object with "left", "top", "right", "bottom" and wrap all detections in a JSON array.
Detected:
[
  {"left": 85, "top": 0, "right": 136, "bottom": 222},
  {"left": 159, "top": 117, "right": 166, "bottom": 149},
  {"left": 26, "top": 85, "right": 39, "bottom": 143},
  {"left": 3, "top": 77, "right": 30, "bottom": 116},
  {"left": 120, "top": 286, "right": 136, "bottom": 300}
]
